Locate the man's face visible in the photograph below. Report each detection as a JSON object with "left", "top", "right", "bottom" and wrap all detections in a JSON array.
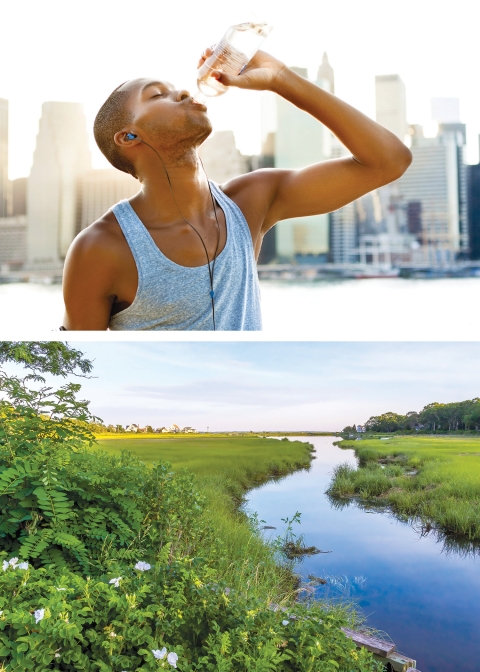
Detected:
[{"left": 119, "top": 78, "right": 212, "bottom": 152}]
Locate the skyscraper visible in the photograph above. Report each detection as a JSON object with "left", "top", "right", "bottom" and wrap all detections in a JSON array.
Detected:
[
  {"left": 467, "top": 163, "right": 480, "bottom": 259},
  {"left": 27, "top": 102, "right": 91, "bottom": 270},
  {"left": 397, "top": 124, "right": 468, "bottom": 263},
  {"left": 260, "top": 66, "right": 332, "bottom": 262},
  {"left": 0, "top": 98, "right": 11, "bottom": 218},
  {"left": 199, "top": 131, "right": 249, "bottom": 184},
  {"left": 0, "top": 215, "right": 27, "bottom": 271},
  {"left": 77, "top": 168, "right": 139, "bottom": 235},
  {"left": 317, "top": 52, "right": 334, "bottom": 95},
  {"left": 467, "top": 137, "right": 480, "bottom": 260},
  {"left": 329, "top": 138, "right": 357, "bottom": 264},
  {"left": 375, "top": 74, "right": 407, "bottom": 141},
  {"left": 11, "top": 178, "right": 27, "bottom": 216}
]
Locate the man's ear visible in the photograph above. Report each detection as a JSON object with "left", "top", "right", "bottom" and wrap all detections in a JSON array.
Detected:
[{"left": 114, "top": 129, "right": 142, "bottom": 147}]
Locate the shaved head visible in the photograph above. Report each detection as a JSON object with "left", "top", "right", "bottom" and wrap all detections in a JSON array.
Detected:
[{"left": 94, "top": 82, "right": 136, "bottom": 177}]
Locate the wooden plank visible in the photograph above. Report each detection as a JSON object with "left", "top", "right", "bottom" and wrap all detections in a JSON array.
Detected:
[
  {"left": 372, "top": 652, "right": 418, "bottom": 672},
  {"left": 341, "top": 628, "right": 396, "bottom": 657},
  {"left": 386, "top": 652, "right": 417, "bottom": 672}
]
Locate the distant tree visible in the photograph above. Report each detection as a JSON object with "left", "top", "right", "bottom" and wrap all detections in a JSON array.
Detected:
[
  {"left": 464, "top": 399, "right": 480, "bottom": 430},
  {"left": 404, "top": 411, "right": 420, "bottom": 430},
  {"left": 419, "top": 403, "right": 445, "bottom": 431},
  {"left": 360, "top": 397, "right": 480, "bottom": 436},
  {"left": 364, "top": 412, "right": 406, "bottom": 433}
]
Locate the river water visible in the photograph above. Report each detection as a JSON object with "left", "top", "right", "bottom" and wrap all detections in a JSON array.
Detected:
[
  {"left": 246, "top": 437, "right": 480, "bottom": 672},
  {"left": 2, "top": 277, "right": 480, "bottom": 337}
]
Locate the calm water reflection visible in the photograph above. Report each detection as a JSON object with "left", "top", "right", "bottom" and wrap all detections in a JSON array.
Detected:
[{"left": 246, "top": 437, "right": 480, "bottom": 672}]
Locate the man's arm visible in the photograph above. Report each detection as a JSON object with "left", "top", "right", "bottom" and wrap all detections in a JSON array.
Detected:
[
  {"left": 209, "top": 50, "right": 412, "bottom": 231},
  {"left": 62, "top": 223, "right": 121, "bottom": 330}
]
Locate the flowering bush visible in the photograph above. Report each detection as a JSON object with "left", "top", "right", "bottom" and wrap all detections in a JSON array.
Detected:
[{"left": 0, "top": 556, "right": 380, "bottom": 672}]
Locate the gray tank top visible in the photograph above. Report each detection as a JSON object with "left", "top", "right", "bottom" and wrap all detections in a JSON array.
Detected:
[{"left": 108, "top": 182, "right": 262, "bottom": 331}]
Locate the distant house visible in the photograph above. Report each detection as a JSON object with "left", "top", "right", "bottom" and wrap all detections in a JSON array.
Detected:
[
  {"left": 125, "top": 424, "right": 139, "bottom": 433},
  {"left": 356, "top": 425, "right": 366, "bottom": 433},
  {"left": 161, "top": 424, "right": 180, "bottom": 433},
  {"left": 182, "top": 427, "right": 197, "bottom": 433}
]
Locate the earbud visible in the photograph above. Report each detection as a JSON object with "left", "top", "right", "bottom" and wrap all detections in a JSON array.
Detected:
[{"left": 125, "top": 133, "right": 137, "bottom": 140}]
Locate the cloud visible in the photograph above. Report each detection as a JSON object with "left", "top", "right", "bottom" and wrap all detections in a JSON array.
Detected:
[{"left": 123, "top": 378, "right": 336, "bottom": 408}]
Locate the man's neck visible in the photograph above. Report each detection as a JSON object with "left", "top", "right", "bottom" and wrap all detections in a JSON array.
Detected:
[{"left": 131, "top": 148, "right": 215, "bottom": 228}]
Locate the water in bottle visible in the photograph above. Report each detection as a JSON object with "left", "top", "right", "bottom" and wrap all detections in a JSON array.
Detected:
[{"left": 193, "top": 20, "right": 273, "bottom": 102}]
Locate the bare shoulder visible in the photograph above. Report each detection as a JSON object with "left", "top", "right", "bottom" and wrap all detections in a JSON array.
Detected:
[
  {"left": 220, "top": 168, "right": 289, "bottom": 233},
  {"left": 66, "top": 209, "right": 126, "bottom": 262}
]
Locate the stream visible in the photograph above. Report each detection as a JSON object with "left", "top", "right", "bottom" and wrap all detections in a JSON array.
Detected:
[{"left": 246, "top": 436, "right": 480, "bottom": 672}]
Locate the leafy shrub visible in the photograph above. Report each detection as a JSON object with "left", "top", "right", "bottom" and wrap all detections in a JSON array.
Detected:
[
  {"left": 0, "top": 558, "right": 380, "bottom": 672},
  {"left": 0, "top": 376, "right": 206, "bottom": 574}
]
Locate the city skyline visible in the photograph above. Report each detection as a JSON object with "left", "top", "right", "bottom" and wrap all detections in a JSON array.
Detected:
[
  {"left": 2, "top": 0, "right": 479, "bottom": 180},
  {"left": 4, "top": 341, "right": 480, "bottom": 431}
]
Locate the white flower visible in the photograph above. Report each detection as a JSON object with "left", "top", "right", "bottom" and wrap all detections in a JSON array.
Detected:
[
  {"left": 17, "top": 562, "right": 29, "bottom": 570},
  {"left": 34, "top": 608, "right": 45, "bottom": 624},
  {"left": 109, "top": 577, "right": 122, "bottom": 588},
  {"left": 134, "top": 561, "right": 152, "bottom": 571},
  {"left": 2, "top": 561, "right": 8, "bottom": 571},
  {"left": 55, "top": 587, "right": 66, "bottom": 591},
  {"left": 152, "top": 648, "right": 167, "bottom": 659},
  {"left": 55, "top": 654, "right": 60, "bottom": 658},
  {"left": 282, "top": 620, "right": 289, "bottom": 626},
  {"left": 8, "top": 557, "right": 19, "bottom": 568},
  {"left": 110, "top": 632, "right": 117, "bottom": 637},
  {"left": 167, "top": 652, "right": 178, "bottom": 668}
]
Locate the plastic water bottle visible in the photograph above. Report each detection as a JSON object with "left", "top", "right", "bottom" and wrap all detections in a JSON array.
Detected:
[{"left": 194, "top": 20, "right": 273, "bottom": 102}]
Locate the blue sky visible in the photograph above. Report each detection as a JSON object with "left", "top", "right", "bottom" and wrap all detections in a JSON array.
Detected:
[{"left": 5, "top": 342, "right": 479, "bottom": 431}]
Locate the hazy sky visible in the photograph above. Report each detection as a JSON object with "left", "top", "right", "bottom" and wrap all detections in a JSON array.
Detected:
[
  {"left": 2, "top": 0, "right": 479, "bottom": 179},
  {"left": 5, "top": 341, "right": 480, "bottom": 431}
]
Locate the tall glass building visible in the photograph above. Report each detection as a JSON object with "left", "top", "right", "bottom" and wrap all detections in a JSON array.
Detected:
[{"left": 0, "top": 98, "right": 11, "bottom": 218}]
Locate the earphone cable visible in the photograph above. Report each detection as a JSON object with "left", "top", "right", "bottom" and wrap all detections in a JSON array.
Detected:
[{"left": 139, "top": 139, "right": 221, "bottom": 330}]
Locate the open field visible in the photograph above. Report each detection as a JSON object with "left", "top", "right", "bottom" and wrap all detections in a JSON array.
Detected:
[
  {"left": 96, "top": 434, "right": 315, "bottom": 483},
  {"left": 329, "top": 435, "right": 480, "bottom": 540}
]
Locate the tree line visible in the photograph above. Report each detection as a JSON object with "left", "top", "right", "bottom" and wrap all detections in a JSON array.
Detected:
[{"left": 343, "top": 398, "right": 480, "bottom": 433}]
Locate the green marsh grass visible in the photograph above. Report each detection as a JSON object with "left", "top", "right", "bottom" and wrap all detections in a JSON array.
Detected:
[
  {"left": 328, "top": 435, "right": 480, "bottom": 539},
  {"left": 95, "top": 435, "right": 317, "bottom": 605}
]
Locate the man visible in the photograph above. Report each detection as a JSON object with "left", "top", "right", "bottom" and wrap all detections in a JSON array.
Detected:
[{"left": 62, "top": 48, "right": 412, "bottom": 330}]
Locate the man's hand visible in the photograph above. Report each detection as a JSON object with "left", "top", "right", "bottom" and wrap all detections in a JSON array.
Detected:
[{"left": 197, "top": 47, "right": 286, "bottom": 92}]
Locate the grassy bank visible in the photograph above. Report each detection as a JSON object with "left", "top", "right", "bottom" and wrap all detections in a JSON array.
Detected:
[
  {"left": 88, "top": 435, "right": 381, "bottom": 670},
  {"left": 328, "top": 435, "right": 480, "bottom": 540},
  {"left": 95, "top": 435, "right": 316, "bottom": 601},
  {"left": 2, "top": 432, "right": 380, "bottom": 671},
  {"left": 96, "top": 434, "right": 314, "bottom": 482}
]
